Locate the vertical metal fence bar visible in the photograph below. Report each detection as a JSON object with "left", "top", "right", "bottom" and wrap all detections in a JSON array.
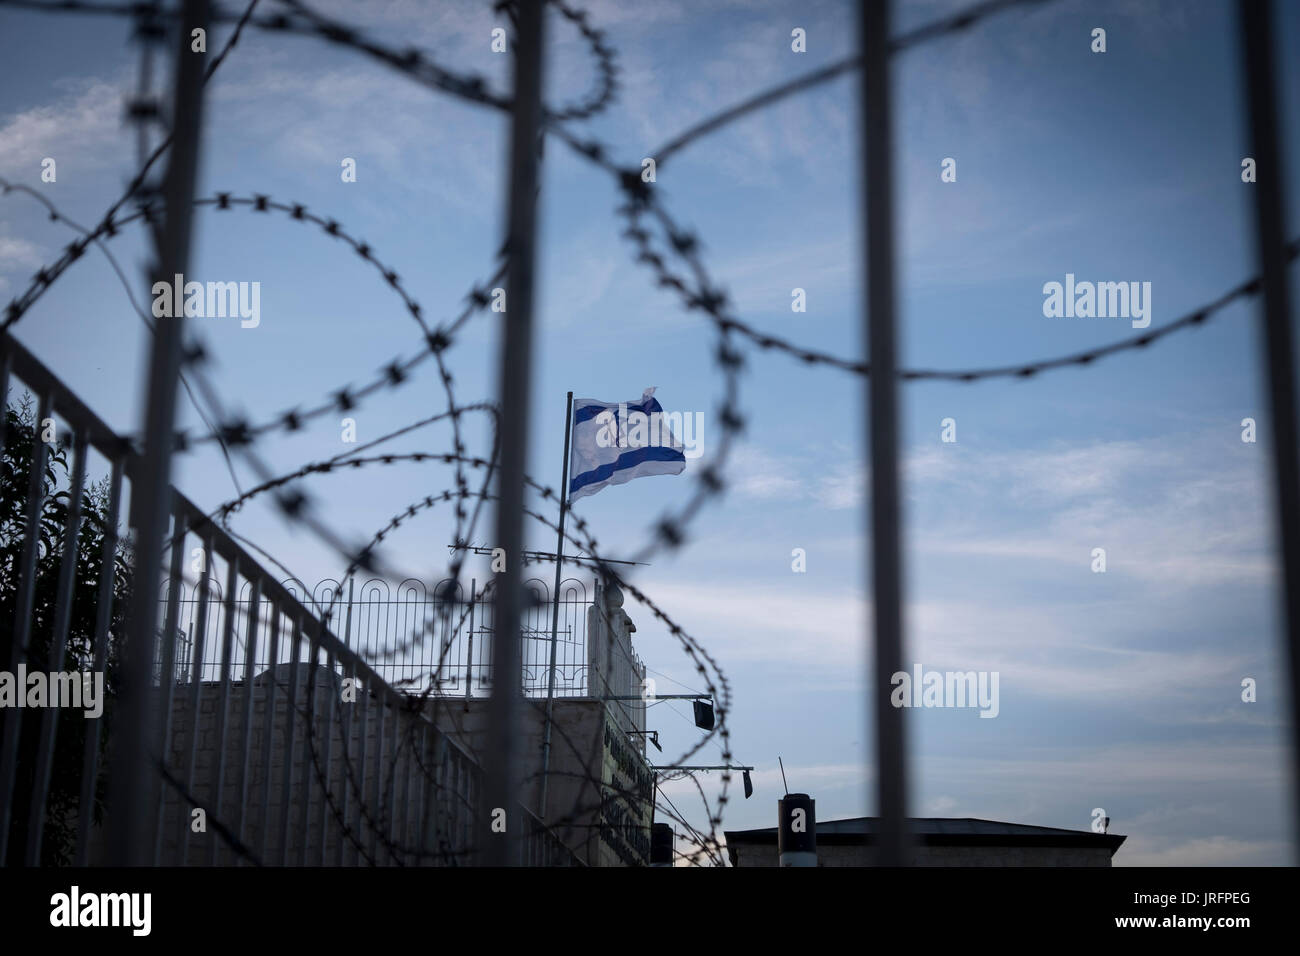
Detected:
[
  {"left": 465, "top": 578, "right": 476, "bottom": 698},
  {"left": 485, "top": 0, "right": 547, "bottom": 867},
  {"left": 431, "top": 587, "right": 441, "bottom": 691},
  {"left": 75, "top": 457, "right": 124, "bottom": 866},
  {"left": 277, "top": 616, "right": 301, "bottom": 865},
  {"left": 344, "top": 578, "right": 355, "bottom": 656},
  {"left": 208, "top": 555, "right": 239, "bottom": 865},
  {"left": 2, "top": 394, "right": 50, "bottom": 653},
  {"left": 151, "top": 500, "right": 186, "bottom": 864},
  {"left": 337, "top": 583, "right": 354, "bottom": 866},
  {"left": 332, "top": 590, "right": 353, "bottom": 868},
  {"left": 0, "top": 388, "right": 52, "bottom": 864},
  {"left": 25, "top": 427, "right": 89, "bottom": 864},
  {"left": 234, "top": 577, "right": 261, "bottom": 861},
  {"left": 111, "top": 0, "right": 209, "bottom": 864},
  {"left": 861, "top": 0, "right": 908, "bottom": 866},
  {"left": 179, "top": 529, "right": 214, "bottom": 865},
  {"left": 258, "top": 605, "right": 282, "bottom": 862},
  {"left": 1238, "top": 0, "right": 1300, "bottom": 859},
  {"left": 0, "top": 347, "right": 10, "bottom": 460}
]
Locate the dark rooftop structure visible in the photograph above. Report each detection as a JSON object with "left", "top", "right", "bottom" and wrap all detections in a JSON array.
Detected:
[{"left": 725, "top": 816, "right": 1126, "bottom": 867}]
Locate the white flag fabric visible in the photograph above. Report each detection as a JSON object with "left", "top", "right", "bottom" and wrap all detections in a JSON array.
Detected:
[{"left": 568, "top": 387, "right": 687, "bottom": 502}]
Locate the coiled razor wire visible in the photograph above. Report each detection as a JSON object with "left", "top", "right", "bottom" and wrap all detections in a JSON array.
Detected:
[{"left": 4, "top": 0, "right": 1294, "bottom": 865}]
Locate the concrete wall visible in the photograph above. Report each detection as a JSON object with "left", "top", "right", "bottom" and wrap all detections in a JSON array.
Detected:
[
  {"left": 429, "top": 697, "right": 653, "bottom": 867},
  {"left": 88, "top": 664, "right": 456, "bottom": 866},
  {"left": 84, "top": 665, "right": 653, "bottom": 866}
]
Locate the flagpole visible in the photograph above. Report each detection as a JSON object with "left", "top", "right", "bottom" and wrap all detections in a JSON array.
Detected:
[{"left": 540, "top": 390, "right": 574, "bottom": 819}]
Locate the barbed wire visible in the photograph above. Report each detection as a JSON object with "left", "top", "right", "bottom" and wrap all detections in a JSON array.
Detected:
[
  {"left": 2, "top": 6, "right": 748, "bottom": 844},
  {"left": 0, "top": 187, "right": 503, "bottom": 445},
  {"left": 212, "top": 447, "right": 736, "bottom": 858},
  {"left": 0, "top": 177, "right": 247, "bottom": 493},
  {"left": 5, "top": 9, "right": 728, "bottom": 858},
  {"left": 0, "top": 0, "right": 620, "bottom": 121},
  {"left": 1, "top": 185, "right": 504, "bottom": 589},
  {"left": 155, "top": 758, "right": 265, "bottom": 865},
  {"left": 2, "top": 0, "right": 1269, "bottom": 867},
  {"left": 3, "top": 0, "right": 510, "bottom": 864}
]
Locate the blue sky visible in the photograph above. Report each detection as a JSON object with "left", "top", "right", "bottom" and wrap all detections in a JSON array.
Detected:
[{"left": 2, "top": 0, "right": 1299, "bottom": 864}]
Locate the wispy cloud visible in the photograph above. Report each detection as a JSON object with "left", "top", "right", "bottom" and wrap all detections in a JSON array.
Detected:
[
  {"left": 0, "top": 234, "right": 45, "bottom": 271},
  {"left": 0, "top": 78, "right": 127, "bottom": 177}
]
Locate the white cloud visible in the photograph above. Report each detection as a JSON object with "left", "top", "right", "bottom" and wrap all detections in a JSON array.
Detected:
[
  {"left": 637, "top": 578, "right": 864, "bottom": 672},
  {"left": 1118, "top": 835, "right": 1279, "bottom": 867},
  {"left": 919, "top": 740, "right": 1288, "bottom": 865},
  {"left": 0, "top": 78, "right": 127, "bottom": 177},
  {"left": 718, "top": 442, "right": 806, "bottom": 500},
  {"left": 712, "top": 237, "right": 854, "bottom": 317},
  {"left": 668, "top": 437, "right": 1249, "bottom": 614},
  {"left": 910, "top": 431, "right": 1271, "bottom": 589},
  {"left": 638, "top": 572, "right": 1256, "bottom": 706},
  {"left": 0, "top": 234, "right": 45, "bottom": 273}
]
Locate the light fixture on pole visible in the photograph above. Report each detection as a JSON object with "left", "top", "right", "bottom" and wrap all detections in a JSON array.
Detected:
[{"left": 653, "top": 764, "right": 755, "bottom": 799}]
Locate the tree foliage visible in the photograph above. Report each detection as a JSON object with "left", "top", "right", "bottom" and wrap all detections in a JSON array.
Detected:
[{"left": 0, "top": 395, "right": 132, "bottom": 865}]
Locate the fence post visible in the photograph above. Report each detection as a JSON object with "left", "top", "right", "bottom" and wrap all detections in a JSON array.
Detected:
[
  {"left": 258, "top": 604, "right": 282, "bottom": 863},
  {"left": 179, "top": 529, "right": 215, "bottom": 865},
  {"left": 541, "top": 392, "right": 575, "bottom": 819},
  {"left": 465, "top": 578, "right": 477, "bottom": 698},
  {"left": 0, "top": 389, "right": 51, "bottom": 864},
  {"left": 339, "top": 579, "right": 357, "bottom": 865},
  {"left": 484, "top": 0, "right": 547, "bottom": 867},
  {"left": 0, "top": 349, "right": 9, "bottom": 460},
  {"left": 278, "top": 617, "right": 302, "bottom": 865},
  {"left": 860, "top": 0, "right": 909, "bottom": 866},
  {"left": 75, "top": 459, "right": 125, "bottom": 865},
  {"left": 208, "top": 557, "right": 240, "bottom": 865},
  {"left": 24, "top": 428, "right": 89, "bottom": 864},
  {"left": 109, "top": 0, "right": 210, "bottom": 865},
  {"left": 150, "top": 501, "right": 187, "bottom": 864},
  {"left": 234, "top": 578, "right": 263, "bottom": 863},
  {"left": 1238, "top": 0, "right": 1300, "bottom": 860}
]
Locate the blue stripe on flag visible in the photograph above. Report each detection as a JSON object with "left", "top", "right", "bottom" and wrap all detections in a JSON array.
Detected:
[
  {"left": 569, "top": 444, "right": 684, "bottom": 494},
  {"left": 573, "top": 395, "right": 662, "bottom": 426}
]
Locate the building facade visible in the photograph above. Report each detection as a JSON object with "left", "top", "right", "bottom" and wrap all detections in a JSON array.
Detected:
[{"left": 726, "top": 816, "right": 1126, "bottom": 866}]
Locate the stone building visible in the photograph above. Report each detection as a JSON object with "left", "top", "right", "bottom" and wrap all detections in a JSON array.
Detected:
[{"left": 90, "top": 578, "right": 655, "bottom": 866}]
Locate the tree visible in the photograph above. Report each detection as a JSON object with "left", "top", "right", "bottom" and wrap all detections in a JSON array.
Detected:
[{"left": 0, "top": 394, "right": 132, "bottom": 865}]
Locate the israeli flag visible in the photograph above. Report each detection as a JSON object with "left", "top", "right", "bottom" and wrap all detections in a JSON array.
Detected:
[{"left": 569, "top": 387, "right": 687, "bottom": 502}]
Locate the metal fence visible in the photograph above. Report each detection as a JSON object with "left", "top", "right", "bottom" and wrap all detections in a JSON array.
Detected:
[
  {"left": 0, "top": 0, "right": 1296, "bottom": 868},
  {"left": 162, "top": 575, "right": 604, "bottom": 697},
  {"left": 0, "top": 332, "right": 580, "bottom": 866}
]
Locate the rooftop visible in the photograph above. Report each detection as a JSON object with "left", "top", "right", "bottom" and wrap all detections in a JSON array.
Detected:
[{"left": 725, "top": 816, "right": 1126, "bottom": 854}]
